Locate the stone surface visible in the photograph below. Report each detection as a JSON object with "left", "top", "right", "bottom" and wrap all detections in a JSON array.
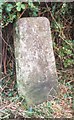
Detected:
[{"left": 14, "top": 17, "right": 58, "bottom": 105}]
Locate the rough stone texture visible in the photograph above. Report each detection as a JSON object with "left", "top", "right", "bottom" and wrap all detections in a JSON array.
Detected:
[{"left": 14, "top": 17, "right": 58, "bottom": 105}]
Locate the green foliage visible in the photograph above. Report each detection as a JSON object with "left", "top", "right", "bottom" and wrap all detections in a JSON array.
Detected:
[
  {"left": 0, "top": 2, "right": 3, "bottom": 20},
  {"left": 28, "top": 1, "right": 39, "bottom": 17},
  {"left": 5, "top": 4, "right": 13, "bottom": 12},
  {"left": 16, "top": 2, "right": 26, "bottom": 11},
  {"left": 1, "top": 3, "right": 16, "bottom": 26},
  {"left": 51, "top": 3, "right": 73, "bottom": 69},
  {"left": 58, "top": 40, "right": 73, "bottom": 68},
  {"left": 1, "top": 2, "right": 39, "bottom": 26},
  {"left": 1, "top": 2, "right": 26, "bottom": 26}
]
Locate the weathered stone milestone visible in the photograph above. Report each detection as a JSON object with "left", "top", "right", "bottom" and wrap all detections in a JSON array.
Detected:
[{"left": 14, "top": 17, "right": 58, "bottom": 105}]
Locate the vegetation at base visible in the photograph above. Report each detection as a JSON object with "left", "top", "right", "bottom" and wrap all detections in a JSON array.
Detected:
[{"left": 0, "top": 1, "right": 74, "bottom": 119}]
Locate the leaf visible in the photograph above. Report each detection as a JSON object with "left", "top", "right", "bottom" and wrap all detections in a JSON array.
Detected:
[
  {"left": 6, "top": 4, "right": 13, "bottom": 12},
  {"left": 16, "top": 2, "right": 21, "bottom": 7},
  {"left": 16, "top": 2, "right": 22, "bottom": 11},
  {"left": 66, "top": 50, "right": 72, "bottom": 55},
  {"left": 28, "top": 2, "right": 34, "bottom": 8},
  {"left": 12, "top": 14, "right": 16, "bottom": 19},
  {"left": 33, "top": 11, "right": 38, "bottom": 17},
  {"left": 21, "top": 4, "right": 26, "bottom": 9},
  {"left": 16, "top": 6, "right": 21, "bottom": 12},
  {"left": 0, "top": 9, "right": 2, "bottom": 13},
  {"left": 0, "top": 2, "right": 3, "bottom": 7}
]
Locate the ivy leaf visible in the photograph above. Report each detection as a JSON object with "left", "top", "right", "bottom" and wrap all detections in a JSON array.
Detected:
[
  {"left": 6, "top": 4, "right": 13, "bottom": 12},
  {"left": 16, "top": 3, "right": 25, "bottom": 11},
  {"left": 21, "top": 4, "right": 26, "bottom": 9},
  {"left": 16, "top": 2, "right": 21, "bottom": 11},
  {"left": 28, "top": 2, "right": 34, "bottom": 8},
  {"left": 16, "top": 2, "right": 21, "bottom": 7},
  {"left": 16, "top": 6, "right": 21, "bottom": 11}
]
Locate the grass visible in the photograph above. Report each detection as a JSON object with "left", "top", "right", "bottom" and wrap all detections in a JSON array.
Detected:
[{"left": 0, "top": 69, "right": 73, "bottom": 119}]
